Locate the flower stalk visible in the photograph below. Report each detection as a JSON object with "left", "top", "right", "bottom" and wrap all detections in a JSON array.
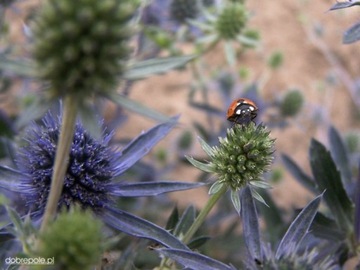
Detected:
[
  {"left": 182, "top": 183, "right": 227, "bottom": 244},
  {"left": 40, "top": 95, "right": 79, "bottom": 233},
  {"left": 159, "top": 184, "right": 227, "bottom": 270}
]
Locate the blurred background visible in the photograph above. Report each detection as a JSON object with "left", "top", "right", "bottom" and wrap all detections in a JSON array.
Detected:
[
  {"left": 2, "top": 0, "right": 360, "bottom": 209},
  {"left": 1, "top": 0, "right": 360, "bottom": 267}
]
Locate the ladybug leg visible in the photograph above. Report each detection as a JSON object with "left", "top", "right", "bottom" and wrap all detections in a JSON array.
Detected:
[
  {"left": 229, "top": 115, "right": 240, "bottom": 127},
  {"left": 231, "top": 117, "right": 238, "bottom": 127},
  {"left": 250, "top": 112, "right": 257, "bottom": 125}
]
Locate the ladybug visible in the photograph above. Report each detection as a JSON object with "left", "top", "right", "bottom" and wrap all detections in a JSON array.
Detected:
[{"left": 227, "top": 98, "right": 258, "bottom": 125}]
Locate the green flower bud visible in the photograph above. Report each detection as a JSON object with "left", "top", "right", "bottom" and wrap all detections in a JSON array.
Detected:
[
  {"left": 170, "top": 0, "right": 199, "bottom": 23},
  {"left": 212, "top": 123, "right": 274, "bottom": 190},
  {"left": 186, "top": 123, "right": 274, "bottom": 212},
  {"left": 178, "top": 130, "right": 193, "bottom": 150},
  {"left": 215, "top": 3, "right": 248, "bottom": 40},
  {"left": 345, "top": 131, "right": 360, "bottom": 153},
  {"left": 37, "top": 206, "right": 103, "bottom": 270},
  {"left": 268, "top": 51, "right": 284, "bottom": 69},
  {"left": 280, "top": 89, "right": 304, "bottom": 117},
  {"left": 32, "top": 0, "right": 134, "bottom": 98}
]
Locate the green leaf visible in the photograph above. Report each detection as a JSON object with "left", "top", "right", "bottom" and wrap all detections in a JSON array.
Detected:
[
  {"left": 251, "top": 188, "right": 269, "bottom": 207},
  {"left": 275, "top": 193, "right": 322, "bottom": 259},
  {"left": 197, "top": 136, "right": 215, "bottom": 157},
  {"left": 230, "top": 189, "right": 241, "bottom": 214},
  {"left": 124, "top": 55, "right": 195, "bottom": 80},
  {"left": 241, "top": 186, "right": 262, "bottom": 263},
  {"left": 330, "top": 0, "right": 360, "bottom": 10},
  {"left": 328, "top": 126, "right": 352, "bottom": 184},
  {"left": 249, "top": 180, "right": 272, "bottom": 189},
  {"left": 188, "top": 236, "right": 211, "bottom": 250},
  {"left": 5, "top": 206, "right": 24, "bottom": 236},
  {"left": 237, "top": 35, "right": 260, "bottom": 48},
  {"left": 196, "top": 34, "right": 219, "bottom": 45},
  {"left": 106, "top": 92, "right": 170, "bottom": 122},
  {"left": 224, "top": 42, "right": 236, "bottom": 66},
  {"left": 0, "top": 57, "right": 36, "bottom": 77},
  {"left": 311, "top": 212, "right": 346, "bottom": 242},
  {"left": 208, "top": 181, "right": 225, "bottom": 195},
  {"left": 185, "top": 155, "right": 214, "bottom": 173},
  {"left": 0, "top": 111, "right": 15, "bottom": 138},
  {"left": 0, "top": 194, "right": 9, "bottom": 207},
  {"left": 174, "top": 206, "right": 196, "bottom": 238},
  {"left": 309, "top": 139, "right": 354, "bottom": 232},
  {"left": 166, "top": 207, "right": 179, "bottom": 231},
  {"left": 193, "top": 122, "right": 210, "bottom": 141},
  {"left": 343, "top": 21, "right": 360, "bottom": 44},
  {"left": 281, "top": 154, "right": 317, "bottom": 194}
]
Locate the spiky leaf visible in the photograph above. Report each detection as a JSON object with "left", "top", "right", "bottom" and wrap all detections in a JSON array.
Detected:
[
  {"left": 230, "top": 189, "right": 241, "bottom": 214},
  {"left": 310, "top": 139, "right": 354, "bottom": 232},
  {"left": 328, "top": 126, "right": 352, "bottom": 184},
  {"left": 124, "top": 55, "right": 195, "bottom": 80},
  {"left": 188, "top": 236, "right": 211, "bottom": 250},
  {"left": 330, "top": 1, "right": 360, "bottom": 10},
  {"left": 174, "top": 205, "right": 196, "bottom": 237},
  {"left": 343, "top": 21, "right": 360, "bottom": 44},
  {"left": 107, "top": 92, "right": 170, "bottom": 122},
  {"left": 275, "top": 193, "right": 322, "bottom": 259},
  {"left": 281, "top": 154, "right": 317, "bottom": 194},
  {"left": 241, "top": 186, "right": 262, "bottom": 264},
  {"left": 185, "top": 156, "right": 214, "bottom": 173}
]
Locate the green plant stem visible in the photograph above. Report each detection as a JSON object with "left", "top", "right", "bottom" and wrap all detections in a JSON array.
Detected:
[
  {"left": 158, "top": 184, "right": 227, "bottom": 270},
  {"left": 39, "top": 94, "right": 79, "bottom": 233},
  {"left": 182, "top": 184, "right": 227, "bottom": 244}
]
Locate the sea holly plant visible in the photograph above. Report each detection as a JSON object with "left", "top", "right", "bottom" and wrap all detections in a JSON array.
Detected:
[
  {"left": 187, "top": 123, "right": 275, "bottom": 214},
  {"left": 180, "top": 122, "right": 274, "bottom": 253},
  {"left": 241, "top": 186, "right": 339, "bottom": 270},
  {"left": 0, "top": 112, "right": 204, "bottom": 265},
  {"left": 1, "top": 0, "right": 359, "bottom": 269},
  {"left": 0, "top": 0, "right": 203, "bottom": 268},
  {"left": 188, "top": 0, "right": 259, "bottom": 65},
  {"left": 282, "top": 126, "right": 360, "bottom": 267},
  {"left": 24, "top": 0, "right": 199, "bottom": 246}
]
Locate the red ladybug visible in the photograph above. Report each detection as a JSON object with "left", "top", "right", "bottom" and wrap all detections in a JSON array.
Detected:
[{"left": 227, "top": 98, "right": 258, "bottom": 125}]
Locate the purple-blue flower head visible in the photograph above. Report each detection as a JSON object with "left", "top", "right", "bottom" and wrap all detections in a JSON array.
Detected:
[
  {"left": 16, "top": 114, "right": 116, "bottom": 214},
  {"left": 0, "top": 112, "right": 203, "bottom": 250}
]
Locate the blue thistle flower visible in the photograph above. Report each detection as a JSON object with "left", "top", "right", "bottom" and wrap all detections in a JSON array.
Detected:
[
  {"left": 0, "top": 112, "right": 203, "bottom": 254},
  {"left": 16, "top": 114, "right": 117, "bottom": 214}
]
